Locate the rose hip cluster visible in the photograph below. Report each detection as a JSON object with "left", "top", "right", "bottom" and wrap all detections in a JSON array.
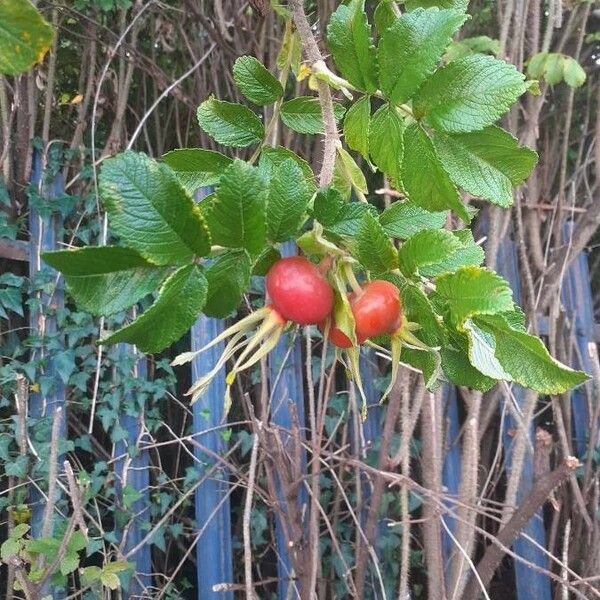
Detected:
[{"left": 266, "top": 256, "right": 402, "bottom": 347}]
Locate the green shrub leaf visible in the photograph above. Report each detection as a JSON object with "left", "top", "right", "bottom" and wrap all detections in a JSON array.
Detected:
[
  {"left": 402, "top": 123, "right": 469, "bottom": 222},
  {"left": 205, "top": 159, "right": 268, "bottom": 255},
  {"left": 258, "top": 146, "right": 316, "bottom": 193},
  {"left": 380, "top": 202, "right": 446, "bottom": 239},
  {"left": 313, "top": 187, "right": 376, "bottom": 237},
  {"left": 398, "top": 229, "right": 463, "bottom": 276},
  {"left": 378, "top": 7, "right": 467, "bottom": 104},
  {"left": 267, "top": 159, "right": 311, "bottom": 242},
  {"left": 162, "top": 149, "right": 232, "bottom": 194},
  {"left": 405, "top": 0, "right": 469, "bottom": 10},
  {"left": 197, "top": 97, "right": 264, "bottom": 147},
  {"left": 280, "top": 96, "right": 345, "bottom": 135},
  {"left": 354, "top": 211, "right": 398, "bottom": 272},
  {"left": 100, "top": 151, "right": 211, "bottom": 265},
  {"left": 414, "top": 54, "right": 529, "bottom": 133},
  {"left": 204, "top": 250, "right": 251, "bottom": 318},
  {"left": 233, "top": 56, "right": 284, "bottom": 105},
  {"left": 369, "top": 104, "right": 405, "bottom": 188},
  {"left": 42, "top": 246, "right": 168, "bottom": 316},
  {"left": 464, "top": 314, "right": 589, "bottom": 394},
  {"left": 101, "top": 264, "right": 207, "bottom": 353},
  {"left": 343, "top": 95, "right": 371, "bottom": 160},
  {"left": 326, "top": 0, "right": 378, "bottom": 92},
  {"left": 433, "top": 126, "right": 538, "bottom": 207},
  {"left": 435, "top": 266, "right": 514, "bottom": 326}
]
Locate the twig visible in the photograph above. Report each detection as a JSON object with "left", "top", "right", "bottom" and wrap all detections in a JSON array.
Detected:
[
  {"left": 41, "top": 407, "right": 63, "bottom": 541},
  {"left": 244, "top": 426, "right": 260, "bottom": 600},
  {"left": 288, "top": 0, "right": 340, "bottom": 186},
  {"left": 462, "top": 457, "right": 580, "bottom": 600}
]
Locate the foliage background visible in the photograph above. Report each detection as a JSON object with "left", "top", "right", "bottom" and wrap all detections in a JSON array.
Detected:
[{"left": 0, "top": 0, "right": 599, "bottom": 598}]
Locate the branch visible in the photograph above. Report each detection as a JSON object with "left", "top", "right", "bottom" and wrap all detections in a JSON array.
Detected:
[
  {"left": 462, "top": 457, "right": 580, "bottom": 600},
  {"left": 288, "top": 0, "right": 340, "bottom": 186}
]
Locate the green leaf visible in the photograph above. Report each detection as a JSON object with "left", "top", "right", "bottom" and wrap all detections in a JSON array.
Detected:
[
  {"left": 426, "top": 228, "right": 484, "bottom": 275},
  {"left": 368, "top": 104, "right": 405, "bottom": 187},
  {"left": 0, "top": 286, "right": 23, "bottom": 316},
  {"left": 232, "top": 55, "right": 284, "bottom": 105},
  {"left": 441, "top": 344, "right": 497, "bottom": 391},
  {"left": 526, "top": 52, "right": 548, "bottom": 78},
  {"left": 1, "top": 538, "right": 20, "bottom": 561},
  {"left": 432, "top": 125, "right": 538, "bottom": 207},
  {"left": 10, "top": 524, "right": 29, "bottom": 539},
  {"left": 380, "top": 202, "right": 446, "bottom": 239},
  {"left": 335, "top": 147, "right": 368, "bottom": 195},
  {"left": 343, "top": 95, "right": 371, "bottom": 160},
  {"left": 204, "top": 250, "right": 251, "bottom": 318},
  {"left": 435, "top": 266, "right": 514, "bottom": 326},
  {"left": 398, "top": 229, "right": 463, "bottom": 276},
  {"left": 266, "top": 159, "right": 311, "bottom": 242},
  {"left": 28, "top": 537, "right": 60, "bottom": 557},
  {"left": 60, "top": 553, "right": 80, "bottom": 576},
  {"left": 543, "top": 53, "right": 564, "bottom": 85},
  {"left": 326, "top": 0, "right": 378, "bottom": 93},
  {"left": 122, "top": 485, "right": 142, "bottom": 509},
  {"left": 100, "top": 572, "right": 121, "bottom": 590},
  {"left": 42, "top": 247, "right": 168, "bottom": 316},
  {"left": 444, "top": 36, "right": 499, "bottom": 62},
  {"left": 414, "top": 54, "right": 529, "bottom": 133},
  {"left": 405, "top": 0, "right": 469, "bottom": 11},
  {"left": 312, "top": 186, "right": 376, "bottom": 236},
  {"left": 354, "top": 211, "right": 398, "bottom": 272},
  {"left": 258, "top": 146, "right": 316, "bottom": 193},
  {"left": 162, "top": 149, "right": 232, "bottom": 195},
  {"left": 197, "top": 97, "right": 264, "bottom": 147},
  {"left": 101, "top": 265, "right": 207, "bottom": 353},
  {"left": 378, "top": 7, "right": 467, "bottom": 104},
  {"left": 205, "top": 159, "right": 268, "bottom": 255},
  {"left": 280, "top": 97, "right": 345, "bottom": 135},
  {"left": 100, "top": 151, "right": 211, "bottom": 265},
  {"left": 374, "top": 1, "right": 398, "bottom": 34},
  {"left": 465, "top": 314, "right": 588, "bottom": 394},
  {"left": 252, "top": 247, "right": 281, "bottom": 276},
  {"left": 563, "top": 57, "right": 586, "bottom": 88},
  {"left": 0, "top": 0, "right": 54, "bottom": 75},
  {"left": 402, "top": 123, "right": 469, "bottom": 222},
  {"left": 398, "top": 279, "right": 445, "bottom": 345}
]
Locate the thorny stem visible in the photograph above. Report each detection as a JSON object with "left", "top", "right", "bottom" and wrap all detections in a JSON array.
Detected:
[{"left": 288, "top": 0, "right": 340, "bottom": 186}]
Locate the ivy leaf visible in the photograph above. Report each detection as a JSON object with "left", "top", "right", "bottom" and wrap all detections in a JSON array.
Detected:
[
  {"left": 354, "top": 211, "right": 398, "bottom": 272},
  {"left": 197, "top": 97, "right": 264, "bottom": 147},
  {"left": 435, "top": 266, "right": 514, "bottom": 326},
  {"left": 369, "top": 104, "right": 405, "bottom": 187},
  {"left": 266, "top": 159, "right": 311, "bottom": 242},
  {"left": 203, "top": 250, "right": 250, "bottom": 319},
  {"left": 232, "top": 56, "right": 284, "bottom": 105},
  {"left": 312, "top": 187, "right": 376, "bottom": 236},
  {"left": 99, "top": 152, "right": 211, "bottom": 265},
  {"left": 414, "top": 54, "right": 529, "bottom": 133},
  {"left": 343, "top": 95, "right": 371, "bottom": 160},
  {"left": 43, "top": 247, "right": 168, "bottom": 316},
  {"left": 280, "top": 97, "right": 345, "bottom": 135},
  {"left": 433, "top": 126, "right": 538, "bottom": 207},
  {"left": 162, "top": 149, "right": 232, "bottom": 195},
  {"left": 258, "top": 146, "right": 316, "bottom": 193},
  {"left": 60, "top": 553, "right": 80, "bottom": 576},
  {"left": 326, "top": 0, "right": 378, "bottom": 93},
  {"left": 205, "top": 159, "right": 268, "bottom": 255},
  {"left": 378, "top": 7, "right": 467, "bottom": 104},
  {"left": 398, "top": 229, "right": 463, "bottom": 276},
  {"left": 101, "top": 264, "right": 207, "bottom": 353},
  {"left": 402, "top": 123, "right": 469, "bottom": 222},
  {"left": 380, "top": 202, "right": 446, "bottom": 239},
  {"left": 405, "top": 0, "right": 469, "bottom": 10},
  {"left": 465, "top": 314, "right": 588, "bottom": 394},
  {"left": 0, "top": 0, "right": 54, "bottom": 75}
]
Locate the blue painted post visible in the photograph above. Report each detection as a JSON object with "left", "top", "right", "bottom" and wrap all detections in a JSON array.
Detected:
[
  {"left": 496, "top": 238, "right": 552, "bottom": 600},
  {"left": 114, "top": 348, "right": 152, "bottom": 596},
  {"left": 441, "top": 383, "right": 461, "bottom": 576},
  {"left": 28, "top": 153, "right": 66, "bottom": 599},
  {"left": 191, "top": 187, "right": 233, "bottom": 599},
  {"left": 561, "top": 223, "right": 593, "bottom": 458},
  {"left": 268, "top": 241, "right": 307, "bottom": 600}
]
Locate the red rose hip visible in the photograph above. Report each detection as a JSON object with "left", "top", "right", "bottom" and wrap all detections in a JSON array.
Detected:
[
  {"left": 266, "top": 256, "right": 334, "bottom": 325},
  {"left": 351, "top": 280, "right": 402, "bottom": 340}
]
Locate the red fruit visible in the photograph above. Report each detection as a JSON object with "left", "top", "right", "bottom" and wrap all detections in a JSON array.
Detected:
[
  {"left": 319, "top": 317, "right": 367, "bottom": 349},
  {"left": 266, "top": 256, "right": 334, "bottom": 325},
  {"left": 351, "top": 280, "right": 402, "bottom": 340}
]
